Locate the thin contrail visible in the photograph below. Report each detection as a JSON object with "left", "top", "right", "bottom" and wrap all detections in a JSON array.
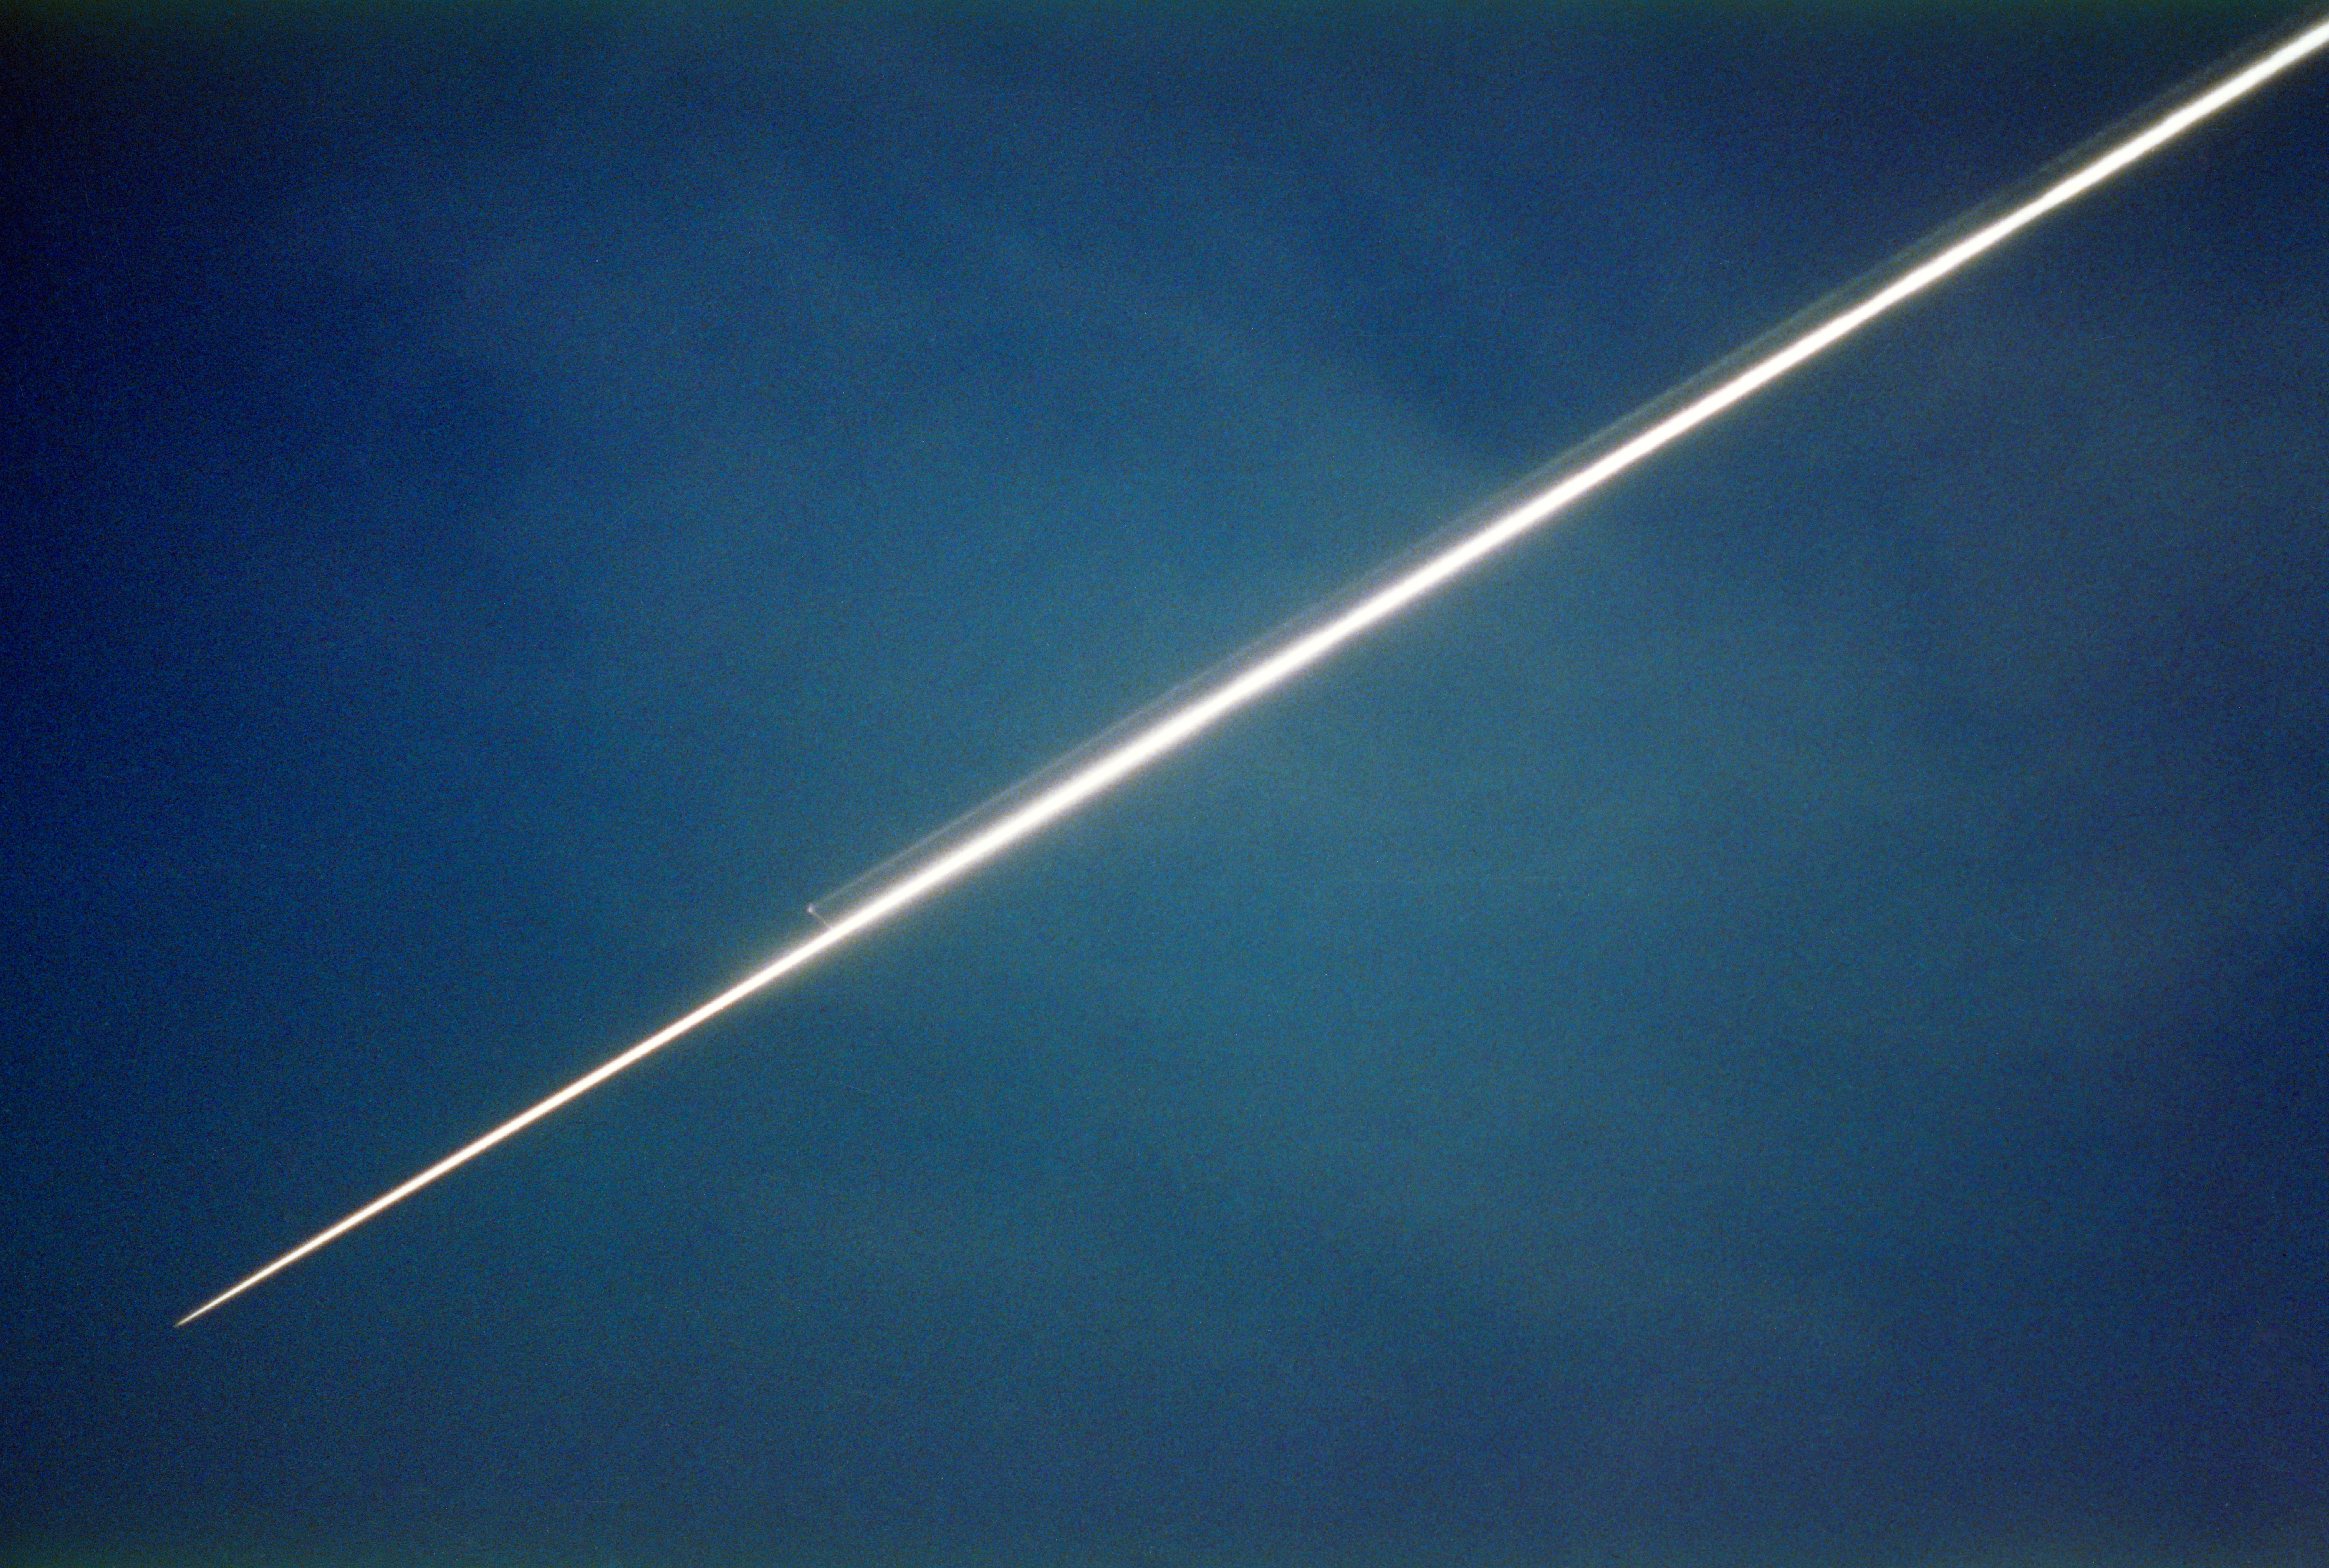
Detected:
[{"left": 177, "top": 10, "right": 2329, "bottom": 1327}]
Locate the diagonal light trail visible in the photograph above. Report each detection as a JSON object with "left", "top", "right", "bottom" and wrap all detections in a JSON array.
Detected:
[{"left": 178, "top": 10, "right": 2329, "bottom": 1327}]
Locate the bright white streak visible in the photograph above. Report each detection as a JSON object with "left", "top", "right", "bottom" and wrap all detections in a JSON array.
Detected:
[{"left": 177, "top": 13, "right": 2329, "bottom": 1328}]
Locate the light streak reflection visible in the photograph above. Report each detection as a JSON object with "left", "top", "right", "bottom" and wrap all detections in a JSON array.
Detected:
[{"left": 178, "top": 11, "right": 2329, "bottom": 1326}]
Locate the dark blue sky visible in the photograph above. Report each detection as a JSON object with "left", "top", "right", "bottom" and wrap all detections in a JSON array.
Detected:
[{"left": 5, "top": 8, "right": 2326, "bottom": 1567}]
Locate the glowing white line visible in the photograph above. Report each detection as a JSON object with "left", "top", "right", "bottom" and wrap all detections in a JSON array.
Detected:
[{"left": 176, "top": 12, "right": 2329, "bottom": 1327}]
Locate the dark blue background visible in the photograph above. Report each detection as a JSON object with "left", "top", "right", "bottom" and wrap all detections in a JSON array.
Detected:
[{"left": 5, "top": 7, "right": 2325, "bottom": 1566}]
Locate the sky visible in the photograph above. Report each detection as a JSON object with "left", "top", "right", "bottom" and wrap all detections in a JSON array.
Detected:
[{"left": 4, "top": 6, "right": 2327, "bottom": 1567}]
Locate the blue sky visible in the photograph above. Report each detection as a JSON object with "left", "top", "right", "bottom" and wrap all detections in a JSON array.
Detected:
[{"left": 5, "top": 7, "right": 2326, "bottom": 1565}]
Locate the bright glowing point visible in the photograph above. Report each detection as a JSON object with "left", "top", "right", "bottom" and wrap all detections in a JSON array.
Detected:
[{"left": 176, "top": 12, "right": 2329, "bottom": 1328}]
